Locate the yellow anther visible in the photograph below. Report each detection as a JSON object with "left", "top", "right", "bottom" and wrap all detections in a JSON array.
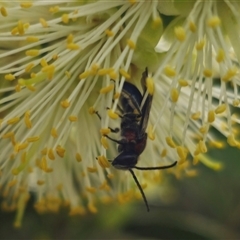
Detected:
[
  {"left": 68, "top": 115, "right": 78, "bottom": 122},
  {"left": 178, "top": 79, "right": 188, "bottom": 87},
  {"left": 69, "top": 206, "right": 86, "bottom": 216},
  {"left": 37, "top": 180, "right": 45, "bottom": 185},
  {"left": 186, "top": 170, "right": 198, "bottom": 177},
  {"left": 215, "top": 104, "right": 226, "bottom": 114},
  {"left": 199, "top": 140, "right": 207, "bottom": 153},
  {"left": 15, "top": 84, "right": 21, "bottom": 92},
  {"left": 164, "top": 66, "right": 176, "bottom": 77},
  {"left": 14, "top": 142, "right": 28, "bottom": 152},
  {"left": 152, "top": 17, "right": 162, "bottom": 29},
  {"left": 114, "top": 92, "right": 120, "bottom": 99},
  {"left": 108, "top": 70, "right": 118, "bottom": 80},
  {"left": 26, "top": 36, "right": 39, "bottom": 42},
  {"left": 216, "top": 49, "right": 225, "bottom": 62},
  {"left": 62, "top": 14, "right": 69, "bottom": 24},
  {"left": 227, "top": 134, "right": 237, "bottom": 147},
  {"left": 7, "top": 117, "right": 20, "bottom": 125},
  {"left": 199, "top": 155, "right": 223, "bottom": 171},
  {"left": 171, "top": 88, "right": 179, "bottom": 102},
  {"left": 91, "top": 63, "right": 100, "bottom": 74},
  {"left": 209, "top": 141, "right": 225, "bottom": 149},
  {"left": 40, "top": 58, "right": 48, "bottom": 67},
  {"left": 56, "top": 145, "right": 65, "bottom": 158},
  {"left": 195, "top": 40, "right": 205, "bottom": 50},
  {"left": 233, "top": 99, "right": 240, "bottom": 106},
  {"left": 119, "top": 69, "right": 131, "bottom": 80},
  {"left": 65, "top": 71, "right": 71, "bottom": 78},
  {"left": 107, "top": 109, "right": 119, "bottom": 119},
  {"left": 27, "top": 136, "right": 40, "bottom": 142},
  {"left": 25, "top": 49, "right": 39, "bottom": 57},
  {"left": 39, "top": 18, "right": 48, "bottom": 28},
  {"left": 17, "top": 21, "right": 24, "bottom": 35},
  {"left": 49, "top": 6, "right": 59, "bottom": 13},
  {"left": 88, "top": 106, "right": 96, "bottom": 115},
  {"left": 79, "top": 71, "right": 91, "bottom": 79},
  {"left": 101, "top": 136, "right": 109, "bottom": 149},
  {"left": 87, "top": 167, "right": 98, "bottom": 173},
  {"left": 98, "top": 68, "right": 114, "bottom": 75},
  {"left": 97, "top": 155, "right": 110, "bottom": 168},
  {"left": 199, "top": 125, "right": 208, "bottom": 134},
  {"left": 100, "top": 84, "right": 114, "bottom": 94},
  {"left": 146, "top": 77, "right": 154, "bottom": 95},
  {"left": 177, "top": 146, "right": 188, "bottom": 160},
  {"left": 100, "top": 128, "right": 111, "bottom": 135},
  {"left": 48, "top": 149, "right": 55, "bottom": 160},
  {"left": 107, "top": 173, "right": 114, "bottom": 179},
  {"left": 75, "top": 153, "right": 82, "bottom": 162},
  {"left": 8, "top": 180, "right": 17, "bottom": 188},
  {"left": 67, "top": 34, "right": 73, "bottom": 44},
  {"left": 127, "top": 39, "right": 136, "bottom": 49},
  {"left": 166, "top": 137, "right": 176, "bottom": 148},
  {"left": 21, "top": 151, "right": 27, "bottom": 163},
  {"left": 191, "top": 111, "right": 201, "bottom": 120},
  {"left": 41, "top": 147, "right": 48, "bottom": 155},
  {"left": 161, "top": 148, "right": 167, "bottom": 157},
  {"left": 51, "top": 128, "right": 58, "bottom": 138},
  {"left": 222, "top": 67, "right": 238, "bottom": 82},
  {"left": 24, "top": 22, "right": 30, "bottom": 30},
  {"left": 2, "top": 132, "right": 14, "bottom": 139},
  {"left": 24, "top": 111, "right": 32, "bottom": 128},
  {"left": 88, "top": 202, "right": 98, "bottom": 213},
  {"left": 27, "top": 85, "right": 36, "bottom": 91},
  {"left": 41, "top": 64, "right": 55, "bottom": 73},
  {"left": 189, "top": 21, "right": 196, "bottom": 32},
  {"left": 203, "top": 69, "right": 213, "bottom": 78},
  {"left": 60, "top": 99, "right": 70, "bottom": 108},
  {"left": 207, "top": 16, "right": 221, "bottom": 28},
  {"left": 11, "top": 27, "right": 19, "bottom": 35},
  {"left": 20, "top": 2, "right": 32, "bottom": 8},
  {"left": 105, "top": 29, "right": 114, "bottom": 37},
  {"left": 86, "top": 187, "right": 96, "bottom": 194},
  {"left": 174, "top": 26, "right": 186, "bottom": 41},
  {"left": 25, "top": 63, "right": 35, "bottom": 72},
  {"left": 12, "top": 168, "right": 19, "bottom": 176},
  {"left": 0, "top": 6, "right": 7, "bottom": 17},
  {"left": 147, "top": 125, "right": 155, "bottom": 140},
  {"left": 52, "top": 54, "right": 58, "bottom": 60},
  {"left": 5, "top": 74, "right": 15, "bottom": 81},
  {"left": 208, "top": 110, "right": 215, "bottom": 123},
  {"left": 67, "top": 43, "right": 80, "bottom": 50}
]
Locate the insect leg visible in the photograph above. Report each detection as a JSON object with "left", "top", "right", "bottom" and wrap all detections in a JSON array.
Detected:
[
  {"left": 132, "top": 161, "right": 177, "bottom": 170},
  {"left": 104, "top": 134, "right": 124, "bottom": 145},
  {"left": 128, "top": 168, "right": 150, "bottom": 212}
]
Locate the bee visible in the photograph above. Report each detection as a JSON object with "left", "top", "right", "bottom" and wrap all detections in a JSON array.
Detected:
[{"left": 103, "top": 68, "right": 177, "bottom": 211}]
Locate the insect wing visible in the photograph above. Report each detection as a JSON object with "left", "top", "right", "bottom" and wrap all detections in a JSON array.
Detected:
[{"left": 120, "top": 81, "right": 142, "bottom": 115}]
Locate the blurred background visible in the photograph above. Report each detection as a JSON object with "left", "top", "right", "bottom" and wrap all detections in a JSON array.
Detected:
[{"left": 1, "top": 145, "right": 240, "bottom": 240}]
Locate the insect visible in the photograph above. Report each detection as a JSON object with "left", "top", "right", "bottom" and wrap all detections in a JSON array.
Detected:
[{"left": 102, "top": 68, "right": 177, "bottom": 211}]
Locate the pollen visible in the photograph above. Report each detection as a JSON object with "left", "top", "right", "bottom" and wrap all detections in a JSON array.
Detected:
[
  {"left": 127, "top": 39, "right": 136, "bottom": 49},
  {"left": 199, "top": 140, "right": 207, "bottom": 153},
  {"left": 79, "top": 71, "right": 91, "bottom": 79},
  {"left": 24, "top": 111, "right": 32, "bottom": 129},
  {"left": 27, "top": 85, "right": 36, "bottom": 91},
  {"left": 107, "top": 109, "right": 119, "bottom": 119},
  {"left": 177, "top": 146, "right": 188, "bottom": 160},
  {"left": 207, "top": 16, "right": 221, "bottom": 28},
  {"left": 12, "top": 168, "right": 19, "bottom": 176},
  {"left": 203, "top": 69, "right": 213, "bottom": 78},
  {"left": 56, "top": 145, "right": 65, "bottom": 158},
  {"left": 49, "top": 6, "right": 59, "bottom": 13},
  {"left": 195, "top": 40, "right": 205, "bottom": 50},
  {"left": 27, "top": 136, "right": 40, "bottom": 142},
  {"left": 199, "top": 125, "right": 208, "bottom": 134},
  {"left": 68, "top": 115, "right": 78, "bottom": 122},
  {"left": 215, "top": 104, "right": 226, "bottom": 114},
  {"left": 164, "top": 66, "right": 176, "bottom": 77},
  {"left": 0, "top": 6, "right": 7, "bottom": 17},
  {"left": 17, "top": 21, "right": 25, "bottom": 35},
  {"left": 97, "top": 155, "right": 110, "bottom": 168},
  {"left": 2, "top": 132, "right": 14, "bottom": 139},
  {"left": 8, "top": 180, "right": 18, "bottom": 188},
  {"left": 26, "top": 36, "right": 39, "bottom": 42},
  {"left": 87, "top": 167, "right": 98, "bottom": 173},
  {"left": 91, "top": 63, "right": 100, "bottom": 74},
  {"left": 100, "top": 84, "right": 114, "bottom": 94},
  {"left": 189, "top": 21, "right": 196, "bottom": 32},
  {"left": 178, "top": 79, "right": 188, "bottom": 87},
  {"left": 171, "top": 88, "right": 179, "bottom": 102},
  {"left": 100, "top": 128, "right": 111, "bottom": 135},
  {"left": 227, "top": 134, "right": 237, "bottom": 147},
  {"left": 40, "top": 58, "right": 48, "bottom": 67},
  {"left": 174, "top": 26, "right": 186, "bottom": 41},
  {"left": 61, "top": 99, "right": 70, "bottom": 108},
  {"left": 75, "top": 153, "right": 82, "bottom": 162},
  {"left": 11, "top": 27, "right": 19, "bottom": 35},
  {"left": 62, "top": 14, "right": 69, "bottom": 24},
  {"left": 67, "top": 43, "right": 80, "bottom": 50},
  {"left": 48, "top": 149, "right": 55, "bottom": 160},
  {"left": 216, "top": 49, "right": 225, "bottom": 62},
  {"left": 39, "top": 18, "right": 48, "bottom": 28},
  {"left": 146, "top": 77, "right": 154, "bottom": 95},
  {"left": 7, "top": 117, "right": 20, "bottom": 125},
  {"left": 88, "top": 202, "right": 98, "bottom": 213},
  {"left": 51, "top": 128, "right": 58, "bottom": 138},
  {"left": 166, "top": 137, "right": 176, "bottom": 148},
  {"left": 222, "top": 67, "right": 238, "bottom": 82},
  {"left": 191, "top": 111, "right": 201, "bottom": 120},
  {"left": 105, "top": 29, "right": 114, "bottom": 37},
  {"left": 108, "top": 70, "right": 118, "bottom": 80},
  {"left": 161, "top": 148, "right": 167, "bottom": 157},
  {"left": 25, "top": 63, "right": 35, "bottom": 72},
  {"left": 88, "top": 106, "right": 96, "bottom": 115},
  {"left": 114, "top": 92, "right": 120, "bottom": 99},
  {"left": 20, "top": 2, "right": 32, "bottom": 8},
  {"left": 5, "top": 74, "right": 15, "bottom": 81},
  {"left": 147, "top": 125, "right": 155, "bottom": 140},
  {"left": 14, "top": 142, "right": 29, "bottom": 152},
  {"left": 69, "top": 206, "right": 86, "bottom": 216},
  {"left": 25, "top": 49, "right": 40, "bottom": 57},
  {"left": 101, "top": 136, "right": 109, "bottom": 149},
  {"left": 15, "top": 84, "right": 21, "bottom": 92},
  {"left": 208, "top": 110, "right": 215, "bottom": 123},
  {"left": 119, "top": 69, "right": 131, "bottom": 80},
  {"left": 152, "top": 17, "right": 162, "bottom": 29},
  {"left": 86, "top": 187, "right": 97, "bottom": 194}
]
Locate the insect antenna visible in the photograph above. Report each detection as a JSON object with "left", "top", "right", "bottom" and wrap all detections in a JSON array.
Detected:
[
  {"left": 128, "top": 168, "right": 150, "bottom": 212},
  {"left": 132, "top": 161, "right": 177, "bottom": 171}
]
